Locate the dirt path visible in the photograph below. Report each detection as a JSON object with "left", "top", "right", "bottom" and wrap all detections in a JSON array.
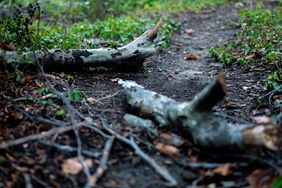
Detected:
[
  {"left": 73, "top": 3, "right": 248, "bottom": 188},
  {"left": 75, "top": 3, "right": 239, "bottom": 118}
]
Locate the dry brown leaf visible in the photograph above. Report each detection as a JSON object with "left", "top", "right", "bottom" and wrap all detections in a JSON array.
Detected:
[
  {"left": 213, "top": 163, "right": 231, "bottom": 176},
  {"left": 246, "top": 169, "right": 273, "bottom": 188},
  {"left": 187, "top": 150, "right": 198, "bottom": 162},
  {"left": 160, "top": 132, "right": 173, "bottom": 141},
  {"left": 167, "top": 73, "right": 174, "bottom": 81},
  {"left": 185, "top": 55, "right": 199, "bottom": 61},
  {"left": 156, "top": 143, "right": 180, "bottom": 156},
  {"left": 0, "top": 41, "right": 16, "bottom": 51},
  {"left": 62, "top": 158, "right": 92, "bottom": 175},
  {"left": 273, "top": 95, "right": 282, "bottom": 100},
  {"left": 223, "top": 102, "right": 238, "bottom": 109},
  {"left": 23, "top": 75, "right": 33, "bottom": 82},
  {"left": 245, "top": 53, "right": 256, "bottom": 60},
  {"left": 87, "top": 97, "right": 98, "bottom": 105},
  {"left": 159, "top": 132, "right": 185, "bottom": 146},
  {"left": 252, "top": 116, "right": 272, "bottom": 125},
  {"left": 185, "top": 29, "right": 195, "bottom": 36}
]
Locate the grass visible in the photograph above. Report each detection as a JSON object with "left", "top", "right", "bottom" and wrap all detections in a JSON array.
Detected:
[{"left": 209, "top": 4, "right": 282, "bottom": 91}]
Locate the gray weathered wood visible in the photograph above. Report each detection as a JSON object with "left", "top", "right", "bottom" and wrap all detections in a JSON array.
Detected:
[
  {"left": 119, "top": 74, "right": 282, "bottom": 151},
  {"left": 0, "top": 20, "right": 163, "bottom": 70}
]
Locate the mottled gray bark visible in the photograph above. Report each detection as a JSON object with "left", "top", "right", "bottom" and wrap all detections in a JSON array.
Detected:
[
  {"left": 119, "top": 73, "right": 282, "bottom": 151},
  {"left": 0, "top": 20, "right": 162, "bottom": 70}
]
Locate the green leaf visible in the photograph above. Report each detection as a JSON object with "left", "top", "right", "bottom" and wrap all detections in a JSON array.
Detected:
[
  {"left": 55, "top": 109, "right": 65, "bottom": 117},
  {"left": 266, "top": 51, "right": 280, "bottom": 62},
  {"left": 66, "top": 74, "right": 74, "bottom": 81},
  {"left": 70, "top": 90, "right": 82, "bottom": 101},
  {"left": 36, "top": 86, "right": 45, "bottom": 94}
]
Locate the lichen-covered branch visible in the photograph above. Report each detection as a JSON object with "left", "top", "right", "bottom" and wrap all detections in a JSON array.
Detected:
[
  {"left": 0, "top": 20, "right": 162, "bottom": 70},
  {"left": 119, "top": 74, "right": 282, "bottom": 151}
]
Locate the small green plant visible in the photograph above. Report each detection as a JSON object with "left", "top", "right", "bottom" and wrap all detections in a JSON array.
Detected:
[
  {"left": 209, "top": 47, "right": 232, "bottom": 65},
  {"left": 55, "top": 108, "right": 66, "bottom": 117},
  {"left": 0, "top": 3, "right": 40, "bottom": 50},
  {"left": 66, "top": 74, "right": 74, "bottom": 81},
  {"left": 210, "top": 6, "right": 282, "bottom": 91},
  {"left": 69, "top": 90, "right": 83, "bottom": 101},
  {"left": 267, "top": 72, "right": 282, "bottom": 91}
]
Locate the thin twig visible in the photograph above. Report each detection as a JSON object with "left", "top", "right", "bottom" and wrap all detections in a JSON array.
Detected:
[
  {"left": 0, "top": 125, "right": 77, "bottom": 149},
  {"left": 103, "top": 126, "right": 178, "bottom": 187},
  {"left": 23, "top": 173, "right": 33, "bottom": 188},
  {"left": 85, "top": 136, "right": 115, "bottom": 188},
  {"left": 40, "top": 141, "right": 100, "bottom": 158}
]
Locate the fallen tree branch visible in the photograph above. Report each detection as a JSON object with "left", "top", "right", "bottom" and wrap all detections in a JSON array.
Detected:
[
  {"left": 123, "top": 113, "right": 158, "bottom": 137},
  {"left": 0, "top": 20, "right": 162, "bottom": 70},
  {"left": 119, "top": 73, "right": 282, "bottom": 151}
]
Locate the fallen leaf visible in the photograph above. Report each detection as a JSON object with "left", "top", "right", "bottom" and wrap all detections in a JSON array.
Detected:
[
  {"left": 245, "top": 53, "right": 256, "bottom": 60},
  {"left": 111, "top": 78, "right": 120, "bottom": 82},
  {"left": 252, "top": 116, "right": 272, "bottom": 125},
  {"left": 62, "top": 158, "right": 92, "bottom": 175},
  {"left": 156, "top": 143, "right": 180, "bottom": 156},
  {"left": 0, "top": 41, "right": 15, "bottom": 51},
  {"left": 213, "top": 163, "right": 231, "bottom": 176},
  {"left": 87, "top": 97, "right": 98, "bottom": 105},
  {"left": 185, "top": 29, "right": 195, "bottom": 36},
  {"left": 23, "top": 75, "right": 33, "bottom": 82},
  {"left": 159, "top": 132, "right": 185, "bottom": 146},
  {"left": 167, "top": 73, "right": 174, "bottom": 81},
  {"left": 187, "top": 150, "right": 197, "bottom": 162},
  {"left": 273, "top": 95, "right": 282, "bottom": 100},
  {"left": 185, "top": 55, "right": 199, "bottom": 60},
  {"left": 160, "top": 132, "right": 172, "bottom": 141},
  {"left": 246, "top": 169, "right": 273, "bottom": 188},
  {"left": 223, "top": 102, "right": 238, "bottom": 109}
]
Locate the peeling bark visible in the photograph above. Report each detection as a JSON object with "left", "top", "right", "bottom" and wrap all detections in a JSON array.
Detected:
[
  {"left": 119, "top": 74, "right": 282, "bottom": 151},
  {"left": 0, "top": 20, "right": 163, "bottom": 70}
]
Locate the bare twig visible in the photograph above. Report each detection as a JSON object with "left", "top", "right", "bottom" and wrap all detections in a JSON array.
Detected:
[
  {"left": 0, "top": 125, "right": 77, "bottom": 149},
  {"left": 85, "top": 136, "right": 115, "bottom": 188},
  {"left": 23, "top": 173, "right": 33, "bottom": 188},
  {"left": 103, "top": 126, "right": 178, "bottom": 187},
  {"left": 40, "top": 141, "right": 100, "bottom": 158}
]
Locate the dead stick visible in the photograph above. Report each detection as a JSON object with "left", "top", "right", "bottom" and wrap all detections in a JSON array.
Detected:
[
  {"left": 120, "top": 74, "right": 282, "bottom": 150},
  {"left": 1, "top": 20, "right": 162, "bottom": 69},
  {"left": 85, "top": 136, "right": 115, "bottom": 188},
  {"left": 104, "top": 126, "right": 178, "bottom": 187},
  {"left": 0, "top": 125, "right": 78, "bottom": 149}
]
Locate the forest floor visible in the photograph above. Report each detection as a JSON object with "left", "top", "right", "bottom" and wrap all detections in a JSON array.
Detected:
[{"left": 0, "top": 2, "right": 281, "bottom": 188}]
